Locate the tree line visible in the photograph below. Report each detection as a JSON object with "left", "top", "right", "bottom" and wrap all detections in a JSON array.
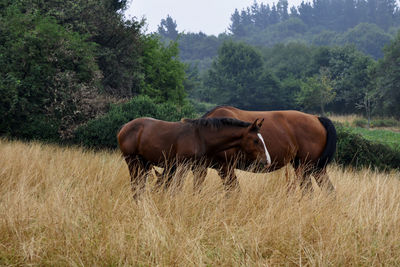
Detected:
[
  {"left": 159, "top": 0, "right": 400, "bottom": 65},
  {"left": 230, "top": 0, "right": 399, "bottom": 34},
  {"left": 155, "top": 1, "right": 400, "bottom": 119},
  {"left": 187, "top": 39, "right": 400, "bottom": 119}
]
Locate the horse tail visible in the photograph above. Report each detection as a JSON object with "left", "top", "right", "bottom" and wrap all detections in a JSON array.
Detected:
[{"left": 317, "top": 117, "right": 337, "bottom": 169}]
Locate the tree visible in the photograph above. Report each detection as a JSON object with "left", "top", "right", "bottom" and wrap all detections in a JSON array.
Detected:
[
  {"left": 229, "top": 9, "right": 246, "bottom": 36},
  {"left": 263, "top": 43, "right": 316, "bottom": 80},
  {"left": 0, "top": 0, "right": 191, "bottom": 142},
  {"left": 140, "top": 36, "right": 187, "bottom": 106},
  {"left": 373, "top": 31, "right": 400, "bottom": 118},
  {"left": 205, "top": 41, "right": 281, "bottom": 110},
  {"left": 16, "top": 0, "right": 144, "bottom": 97},
  {"left": 277, "top": 0, "right": 289, "bottom": 21},
  {"left": 356, "top": 90, "right": 376, "bottom": 128},
  {"left": 158, "top": 15, "right": 179, "bottom": 40},
  {"left": 339, "top": 23, "right": 392, "bottom": 59},
  {"left": 178, "top": 32, "right": 221, "bottom": 61},
  {"left": 0, "top": 6, "right": 102, "bottom": 139},
  {"left": 324, "top": 46, "right": 375, "bottom": 113},
  {"left": 296, "top": 68, "right": 336, "bottom": 114}
]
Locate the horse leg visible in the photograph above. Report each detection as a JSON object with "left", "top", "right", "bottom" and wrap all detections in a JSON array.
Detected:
[
  {"left": 294, "top": 165, "right": 313, "bottom": 195},
  {"left": 154, "top": 164, "right": 177, "bottom": 190},
  {"left": 125, "top": 155, "right": 150, "bottom": 200},
  {"left": 192, "top": 165, "right": 208, "bottom": 192},
  {"left": 218, "top": 164, "right": 240, "bottom": 192},
  {"left": 313, "top": 167, "right": 335, "bottom": 193}
]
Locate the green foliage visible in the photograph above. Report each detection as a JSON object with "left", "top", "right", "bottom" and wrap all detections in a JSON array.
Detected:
[
  {"left": 296, "top": 69, "right": 336, "bottom": 114},
  {"left": 312, "top": 30, "right": 339, "bottom": 46},
  {"left": 353, "top": 118, "right": 400, "bottom": 128},
  {"left": 263, "top": 44, "right": 374, "bottom": 114},
  {"left": 250, "top": 18, "right": 307, "bottom": 46},
  {"left": 0, "top": 1, "right": 192, "bottom": 145},
  {"left": 371, "top": 118, "right": 400, "bottom": 128},
  {"left": 262, "top": 42, "right": 316, "bottom": 80},
  {"left": 339, "top": 23, "right": 392, "bottom": 59},
  {"left": 178, "top": 32, "right": 223, "bottom": 61},
  {"left": 0, "top": 6, "right": 100, "bottom": 140},
  {"left": 176, "top": 0, "right": 398, "bottom": 63},
  {"left": 353, "top": 118, "right": 369, "bottom": 128},
  {"left": 373, "top": 31, "right": 400, "bottom": 119},
  {"left": 6, "top": 0, "right": 143, "bottom": 97},
  {"left": 140, "top": 36, "right": 187, "bottom": 106},
  {"left": 347, "top": 127, "right": 400, "bottom": 151},
  {"left": 205, "top": 41, "right": 282, "bottom": 110},
  {"left": 74, "top": 95, "right": 195, "bottom": 149},
  {"left": 323, "top": 46, "right": 375, "bottom": 114},
  {"left": 336, "top": 125, "right": 400, "bottom": 170},
  {"left": 158, "top": 15, "right": 179, "bottom": 40},
  {"left": 191, "top": 41, "right": 375, "bottom": 114}
]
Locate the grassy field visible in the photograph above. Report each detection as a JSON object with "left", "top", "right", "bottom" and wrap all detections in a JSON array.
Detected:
[
  {"left": 330, "top": 114, "right": 400, "bottom": 150},
  {"left": 348, "top": 127, "right": 400, "bottom": 151},
  {"left": 1, "top": 139, "right": 400, "bottom": 266}
]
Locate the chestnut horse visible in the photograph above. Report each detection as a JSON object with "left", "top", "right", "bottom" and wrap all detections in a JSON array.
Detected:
[
  {"left": 117, "top": 117, "right": 268, "bottom": 198},
  {"left": 200, "top": 106, "right": 337, "bottom": 193}
]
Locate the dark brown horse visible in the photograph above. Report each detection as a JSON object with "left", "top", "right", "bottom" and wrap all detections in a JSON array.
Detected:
[
  {"left": 200, "top": 106, "right": 337, "bottom": 193},
  {"left": 117, "top": 117, "right": 268, "bottom": 198}
]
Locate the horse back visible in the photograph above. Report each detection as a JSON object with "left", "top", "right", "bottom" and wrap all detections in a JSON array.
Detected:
[{"left": 203, "top": 107, "right": 328, "bottom": 167}]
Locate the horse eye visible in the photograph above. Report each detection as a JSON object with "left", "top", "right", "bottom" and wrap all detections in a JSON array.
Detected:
[{"left": 254, "top": 139, "right": 259, "bottom": 144}]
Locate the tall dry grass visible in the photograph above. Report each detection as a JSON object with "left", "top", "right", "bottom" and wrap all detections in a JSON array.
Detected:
[
  {"left": 1, "top": 139, "right": 400, "bottom": 266},
  {"left": 328, "top": 114, "right": 361, "bottom": 125}
]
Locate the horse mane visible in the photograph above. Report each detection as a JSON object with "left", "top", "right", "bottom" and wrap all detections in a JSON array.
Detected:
[
  {"left": 201, "top": 105, "right": 233, "bottom": 118},
  {"left": 182, "top": 117, "right": 251, "bottom": 129}
]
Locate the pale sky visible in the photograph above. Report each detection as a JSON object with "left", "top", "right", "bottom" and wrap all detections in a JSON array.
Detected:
[{"left": 125, "top": 0, "right": 304, "bottom": 36}]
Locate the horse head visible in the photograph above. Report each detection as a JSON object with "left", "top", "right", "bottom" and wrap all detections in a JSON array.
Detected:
[{"left": 240, "top": 118, "right": 270, "bottom": 166}]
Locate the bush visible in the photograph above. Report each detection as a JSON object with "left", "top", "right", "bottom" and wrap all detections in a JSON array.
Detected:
[
  {"left": 352, "top": 118, "right": 400, "bottom": 128},
  {"left": 0, "top": 7, "right": 100, "bottom": 141},
  {"left": 372, "top": 118, "right": 400, "bottom": 128},
  {"left": 335, "top": 125, "right": 400, "bottom": 171},
  {"left": 352, "top": 118, "right": 368, "bottom": 128},
  {"left": 73, "top": 95, "right": 195, "bottom": 149}
]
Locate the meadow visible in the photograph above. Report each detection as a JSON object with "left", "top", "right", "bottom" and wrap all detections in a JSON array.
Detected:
[
  {"left": 1, "top": 139, "right": 400, "bottom": 266},
  {"left": 348, "top": 127, "right": 400, "bottom": 151},
  {"left": 331, "top": 114, "right": 400, "bottom": 151}
]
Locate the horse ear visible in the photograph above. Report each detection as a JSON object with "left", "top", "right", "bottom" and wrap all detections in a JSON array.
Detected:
[
  {"left": 250, "top": 119, "right": 260, "bottom": 131},
  {"left": 258, "top": 118, "right": 264, "bottom": 128}
]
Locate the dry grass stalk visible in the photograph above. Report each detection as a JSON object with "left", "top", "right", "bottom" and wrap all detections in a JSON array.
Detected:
[{"left": 1, "top": 139, "right": 400, "bottom": 266}]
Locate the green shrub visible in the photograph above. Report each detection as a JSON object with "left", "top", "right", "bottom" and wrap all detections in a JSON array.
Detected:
[
  {"left": 335, "top": 125, "right": 400, "bottom": 171},
  {"left": 372, "top": 118, "right": 400, "bottom": 128},
  {"left": 0, "top": 8, "right": 100, "bottom": 141},
  {"left": 352, "top": 117, "right": 400, "bottom": 128},
  {"left": 352, "top": 118, "right": 367, "bottom": 128},
  {"left": 73, "top": 95, "right": 195, "bottom": 149}
]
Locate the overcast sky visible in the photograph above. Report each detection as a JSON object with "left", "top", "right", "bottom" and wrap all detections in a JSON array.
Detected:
[{"left": 125, "top": 0, "right": 304, "bottom": 36}]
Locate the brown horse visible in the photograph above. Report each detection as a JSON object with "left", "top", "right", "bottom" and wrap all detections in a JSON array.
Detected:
[
  {"left": 200, "top": 106, "right": 337, "bottom": 193},
  {"left": 117, "top": 117, "right": 268, "bottom": 198}
]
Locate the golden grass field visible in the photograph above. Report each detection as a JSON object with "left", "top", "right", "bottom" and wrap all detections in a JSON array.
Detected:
[{"left": 1, "top": 139, "right": 400, "bottom": 266}]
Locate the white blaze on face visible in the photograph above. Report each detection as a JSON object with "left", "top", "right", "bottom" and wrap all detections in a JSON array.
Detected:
[{"left": 257, "top": 133, "right": 271, "bottom": 165}]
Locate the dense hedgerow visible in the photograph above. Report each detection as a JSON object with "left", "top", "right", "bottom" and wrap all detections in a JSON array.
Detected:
[
  {"left": 73, "top": 95, "right": 195, "bottom": 149},
  {"left": 335, "top": 125, "right": 400, "bottom": 171}
]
